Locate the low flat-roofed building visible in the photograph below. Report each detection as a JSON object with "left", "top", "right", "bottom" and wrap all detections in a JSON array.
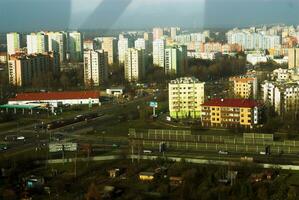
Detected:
[
  {"left": 106, "top": 87, "right": 125, "bottom": 96},
  {"left": 8, "top": 91, "right": 100, "bottom": 108}
]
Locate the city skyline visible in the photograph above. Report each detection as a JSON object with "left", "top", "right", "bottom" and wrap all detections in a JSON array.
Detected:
[{"left": 0, "top": 0, "right": 299, "bottom": 32}]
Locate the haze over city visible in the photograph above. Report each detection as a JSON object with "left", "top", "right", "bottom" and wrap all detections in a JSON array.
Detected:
[{"left": 0, "top": 0, "right": 299, "bottom": 31}]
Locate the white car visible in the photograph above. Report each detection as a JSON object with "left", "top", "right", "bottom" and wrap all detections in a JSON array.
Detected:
[
  {"left": 218, "top": 150, "right": 229, "bottom": 155},
  {"left": 143, "top": 150, "right": 152, "bottom": 154},
  {"left": 259, "top": 151, "right": 266, "bottom": 155},
  {"left": 17, "top": 136, "right": 25, "bottom": 141}
]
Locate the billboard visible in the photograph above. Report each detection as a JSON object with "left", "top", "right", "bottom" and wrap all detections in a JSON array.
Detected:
[
  {"left": 149, "top": 101, "right": 158, "bottom": 108},
  {"left": 49, "top": 142, "right": 78, "bottom": 152}
]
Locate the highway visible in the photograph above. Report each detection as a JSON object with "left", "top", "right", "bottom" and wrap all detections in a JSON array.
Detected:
[{"left": 0, "top": 94, "right": 153, "bottom": 157}]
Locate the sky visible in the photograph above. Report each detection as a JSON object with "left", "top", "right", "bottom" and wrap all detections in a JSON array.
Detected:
[{"left": 0, "top": 0, "right": 299, "bottom": 32}]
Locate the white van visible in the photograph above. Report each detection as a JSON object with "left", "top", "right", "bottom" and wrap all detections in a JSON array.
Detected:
[{"left": 143, "top": 150, "right": 152, "bottom": 154}]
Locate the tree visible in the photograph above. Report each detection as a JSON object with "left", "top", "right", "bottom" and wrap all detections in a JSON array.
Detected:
[{"left": 85, "top": 182, "right": 101, "bottom": 200}]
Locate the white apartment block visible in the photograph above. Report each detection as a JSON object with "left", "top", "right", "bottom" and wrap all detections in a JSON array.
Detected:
[
  {"left": 27, "top": 32, "right": 49, "bottom": 54},
  {"left": 47, "top": 31, "right": 67, "bottom": 62},
  {"left": 134, "top": 38, "right": 148, "bottom": 52},
  {"left": 272, "top": 68, "right": 292, "bottom": 81},
  {"left": 118, "top": 37, "right": 129, "bottom": 63},
  {"left": 226, "top": 30, "right": 281, "bottom": 50},
  {"left": 262, "top": 81, "right": 299, "bottom": 116},
  {"left": 84, "top": 50, "right": 108, "bottom": 86},
  {"left": 124, "top": 48, "right": 145, "bottom": 82},
  {"left": 7, "top": 32, "right": 21, "bottom": 55},
  {"left": 169, "top": 77, "right": 205, "bottom": 119},
  {"left": 153, "top": 39, "right": 165, "bottom": 67},
  {"left": 153, "top": 27, "right": 164, "bottom": 41}
]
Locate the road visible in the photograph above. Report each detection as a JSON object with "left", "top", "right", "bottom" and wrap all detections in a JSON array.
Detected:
[
  {"left": 0, "top": 94, "right": 153, "bottom": 157},
  {"left": 37, "top": 153, "right": 299, "bottom": 171}
]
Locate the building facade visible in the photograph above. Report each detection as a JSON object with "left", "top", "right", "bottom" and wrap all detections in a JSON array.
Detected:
[
  {"left": 7, "top": 32, "right": 21, "bottom": 55},
  {"left": 68, "top": 31, "right": 83, "bottom": 62},
  {"left": 153, "top": 39, "right": 165, "bottom": 67},
  {"left": 229, "top": 75, "right": 258, "bottom": 99},
  {"left": 288, "top": 48, "right": 299, "bottom": 69},
  {"left": 83, "top": 50, "right": 108, "bottom": 86},
  {"left": 8, "top": 52, "right": 59, "bottom": 86},
  {"left": 27, "top": 32, "right": 49, "bottom": 54},
  {"left": 118, "top": 37, "right": 129, "bottom": 64},
  {"left": 153, "top": 27, "right": 164, "bottom": 41},
  {"left": 164, "top": 45, "right": 187, "bottom": 75},
  {"left": 201, "top": 98, "right": 261, "bottom": 129},
  {"left": 47, "top": 31, "right": 67, "bottom": 63},
  {"left": 262, "top": 81, "right": 299, "bottom": 116},
  {"left": 124, "top": 48, "right": 145, "bottom": 82},
  {"left": 8, "top": 91, "right": 100, "bottom": 108},
  {"left": 102, "top": 37, "right": 118, "bottom": 65},
  {"left": 169, "top": 77, "right": 205, "bottom": 119}
]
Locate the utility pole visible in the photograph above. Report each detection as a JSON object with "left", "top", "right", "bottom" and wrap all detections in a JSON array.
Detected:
[
  {"left": 131, "top": 140, "right": 134, "bottom": 163},
  {"left": 74, "top": 152, "right": 77, "bottom": 178}
]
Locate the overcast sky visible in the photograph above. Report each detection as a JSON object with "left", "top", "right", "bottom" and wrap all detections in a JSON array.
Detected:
[{"left": 0, "top": 0, "right": 299, "bottom": 32}]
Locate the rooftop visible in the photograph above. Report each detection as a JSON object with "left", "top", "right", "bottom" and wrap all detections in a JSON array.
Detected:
[
  {"left": 202, "top": 98, "right": 259, "bottom": 108},
  {"left": 9, "top": 91, "right": 100, "bottom": 101},
  {"left": 170, "top": 77, "right": 202, "bottom": 84}
]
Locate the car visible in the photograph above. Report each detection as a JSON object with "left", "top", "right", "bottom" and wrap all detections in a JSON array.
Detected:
[
  {"left": 259, "top": 151, "right": 266, "bottom": 155},
  {"left": 112, "top": 144, "right": 120, "bottom": 148},
  {"left": 17, "top": 136, "right": 25, "bottom": 141},
  {"left": 218, "top": 150, "right": 229, "bottom": 155},
  {"left": 143, "top": 150, "right": 152, "bottom": 154},
  {"left": 0, "top": 144, "right": 8, "bottom": 151}
]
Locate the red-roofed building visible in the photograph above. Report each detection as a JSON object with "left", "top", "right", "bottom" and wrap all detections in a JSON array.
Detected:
[
  {"left": 201, "top": 98, "right": 262, "bottom": 129},
  {"left": 8, "top": 91, "right": 100, "bottom": 108}
]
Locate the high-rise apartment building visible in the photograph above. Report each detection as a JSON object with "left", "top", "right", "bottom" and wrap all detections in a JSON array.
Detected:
[
  {"left": 7, "top": 32, "right": 21, "bottom": 55},
  {"left": 124, "top": 48, "right": 145, "bottom": 82},
  {"left": 288, "top": 48, "right": 299, "bottom": 69},
  {"left": 229, "top": 75, "right": 258, "bottom": 99},
  {"left": 83, "top": 50, "right": 108, "bottom": 86},
  {"left": 118, "top": 37, "right": 129, "bottom": 64},
  {"left": 164, "top": 45, "right": 187, "bottom": 75},
  {"left": 134, "top": 38, "right": 148, "bottom": 53},
  {"left": 144, "top": 32, "right": 153, "bottom": 53},
  {"left": 47, "top": 31, "right": 67, "bottom": 63},
  {"left": 170, "top": 27, "right": 180, "bottom": 40},
  {"left": 153, "top": 27, "right": 164, "bottom": 41},
  {"left": 226, "top": 30, "right": 280, "bottom": 50},
  {"left": 27, "top": 32, "right": 49, "bottom": 54},
  {"left": 169, "top": 77, "right": 205, "bottom": 119},
  {"left": 153, "top": 39, "right": 165, "bottom": 67},
  {"left": 68, "top": 31, "right": 83, "bottom": 62},
  {"left": 83, "top": 40, "right": 96, "bottom": 50},
  {"left": 102, "top": 37, "right": 117, "bottom": 65},
  {"left": 8, "top": 52, "right": 59, "bottom": 86}
]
